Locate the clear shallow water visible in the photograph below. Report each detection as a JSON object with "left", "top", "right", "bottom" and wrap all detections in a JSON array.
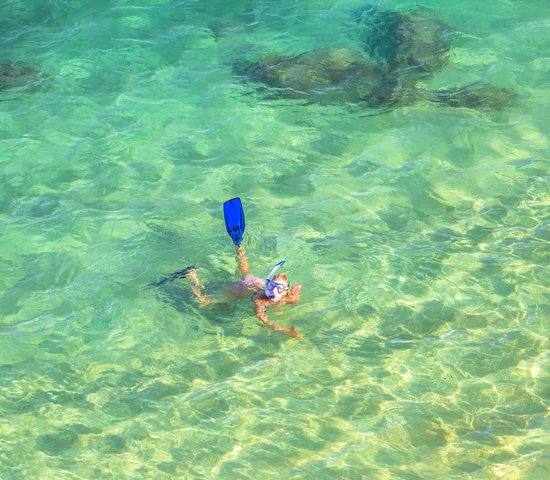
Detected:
[{"left": 1, "top": 0, "right": 549, "bottom": 478}]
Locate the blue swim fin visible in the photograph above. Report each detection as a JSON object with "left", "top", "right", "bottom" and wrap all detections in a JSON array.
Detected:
[{"left": 223, "top": 197, "right": 245, "bottom": 246}]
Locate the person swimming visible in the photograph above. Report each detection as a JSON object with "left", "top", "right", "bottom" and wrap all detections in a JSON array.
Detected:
[{"left": 150, "top": 198, "right": 303, "bottom": 339}]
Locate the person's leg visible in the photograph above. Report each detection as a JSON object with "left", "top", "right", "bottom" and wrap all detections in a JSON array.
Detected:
[
  {"left": 185, "top": 269, "right": 242, "bottom": 305},
  {"left": 236, "top": 245, "right": 250, "bottom": 278},
  {"left": 184, "top": 267, "right": 208, "bottom": 304}
]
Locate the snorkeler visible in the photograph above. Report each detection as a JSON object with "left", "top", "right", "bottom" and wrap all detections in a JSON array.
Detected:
[{"left": 151, "top": 198, "right": 303, "bottom": 339}]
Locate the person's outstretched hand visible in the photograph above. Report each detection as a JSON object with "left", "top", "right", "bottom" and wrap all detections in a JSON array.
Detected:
[{"left": 284, "top": 326, "right": 304, "bottom": 339}]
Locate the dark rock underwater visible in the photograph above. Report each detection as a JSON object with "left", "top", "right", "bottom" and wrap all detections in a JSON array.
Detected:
[
  {"left": 238, "top": 6, "right": 513, "bottom": 109},
  {"left": 0, "top": 62, "right": 45, "bottom": 92}
]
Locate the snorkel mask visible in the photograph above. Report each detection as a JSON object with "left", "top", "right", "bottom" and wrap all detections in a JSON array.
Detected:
[{"left": 265, "top": 260, "right": 288, "bottom": 299}]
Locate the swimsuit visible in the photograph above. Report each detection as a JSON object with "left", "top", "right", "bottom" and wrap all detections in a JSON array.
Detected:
[{"left": 234, "top": 276, "right": 265, "bottom": 298}]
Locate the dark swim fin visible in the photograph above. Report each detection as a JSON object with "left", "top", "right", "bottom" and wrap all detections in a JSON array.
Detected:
[
  {"left": 223, "top": 197, "right": 245, "bottom": 246},
  {"left": 147, "top": 266, "right": 197, "bottom": 288}
]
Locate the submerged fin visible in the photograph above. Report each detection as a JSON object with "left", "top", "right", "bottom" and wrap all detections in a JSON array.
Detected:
[
  {"left": 148, "top": 265, "right": 197, "bottom": 288},
  {"left": 223, "top": 197, "right": 245, "bottom": 246}
]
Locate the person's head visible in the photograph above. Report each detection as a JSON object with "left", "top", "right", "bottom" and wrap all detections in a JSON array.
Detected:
[
  {"left": 266, "top": 273, "right": 290, "bottom": 302},
  {"left": 264, "top": 261, "right": 289, "bottom": 302}
]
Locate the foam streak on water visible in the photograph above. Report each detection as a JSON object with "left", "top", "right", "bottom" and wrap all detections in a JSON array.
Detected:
[{"left": 1, "top": 1, "right": 549, "bottom": 478}]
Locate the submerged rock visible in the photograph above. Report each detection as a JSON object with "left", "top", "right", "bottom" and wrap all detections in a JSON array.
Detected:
[
  {"left": 244, "top": 48, "right": 511, "bottom": 109},
  {"left": 241, "top": 7, "right": 512, "bottom": 110},
  {"left": 429, "top": 82, "right": 514, "bottom": 109},
  {"left": 245, "top": 48, "right": 390, "bottom": 104},
  {"left": 0, "top": 62, "right": 45, "bottom": 91},
  {"left": 355, "top": 6, "right": 451, "bottom": 83}
]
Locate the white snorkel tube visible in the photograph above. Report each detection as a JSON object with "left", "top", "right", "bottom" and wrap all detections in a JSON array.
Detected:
[{"left": 265, "top": 260, "right": 286, "bottom": 299}]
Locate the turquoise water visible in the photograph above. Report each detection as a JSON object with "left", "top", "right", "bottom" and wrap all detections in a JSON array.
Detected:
[{"left": 1, "top": 0, "right": 549, "bottom": 478}]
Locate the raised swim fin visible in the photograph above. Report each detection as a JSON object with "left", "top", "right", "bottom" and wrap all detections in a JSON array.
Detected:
[{"left": 223, "top": 197, "right": 245, "bottom": 246}]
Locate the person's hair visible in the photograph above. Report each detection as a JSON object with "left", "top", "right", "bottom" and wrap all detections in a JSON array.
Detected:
[{"left": 274, "top": 273, "right": 289, "bottom": 284}]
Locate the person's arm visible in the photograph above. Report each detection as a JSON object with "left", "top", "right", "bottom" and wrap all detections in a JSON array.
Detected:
[
  {"left": 236, "top": 245, "right": 250, "bottom": 278},
  {"left": 254, "top": 298, "right": 304, "bottom": 339}
]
